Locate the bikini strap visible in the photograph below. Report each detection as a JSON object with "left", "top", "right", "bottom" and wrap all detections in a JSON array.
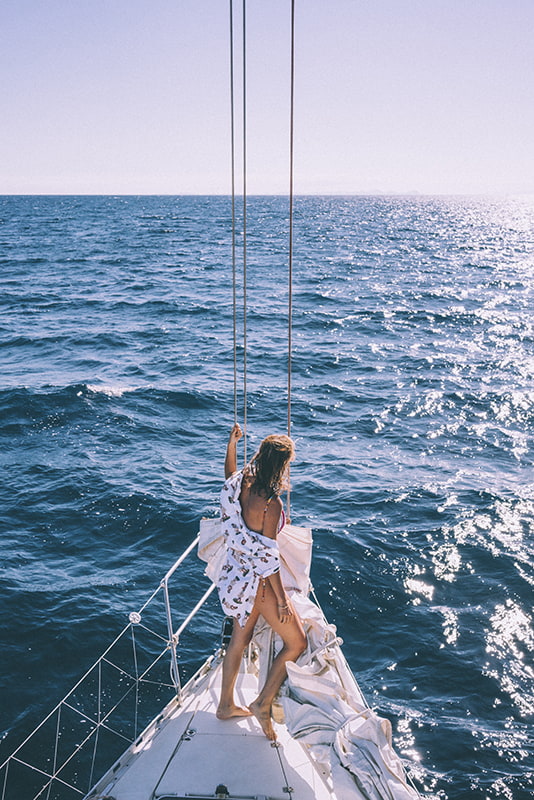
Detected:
[
  {"left": 263, "top": 495, "right": 274, "bottom": 516},
  {"left": 260, "top": 493, "right": 281, "bottom": 535}
]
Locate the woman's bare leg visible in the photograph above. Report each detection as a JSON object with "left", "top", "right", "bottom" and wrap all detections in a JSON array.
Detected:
[
  {"left": 216, "top": 610, "right": 259, "bottom": 719},
  {"left": 248, "top": 583, "right": 307, "bottom": 740}
]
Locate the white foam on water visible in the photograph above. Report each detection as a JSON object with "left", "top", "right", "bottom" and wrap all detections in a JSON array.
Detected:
[{"left": 86, "top": 383, "right": 137, "bottom": 397}]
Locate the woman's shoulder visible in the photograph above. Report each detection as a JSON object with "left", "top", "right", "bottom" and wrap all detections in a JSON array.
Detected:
[
  {"left": 224, "top": 468, "right": 243, "bottom": 482},
  {"left": 262, "top": 495, "right": 283, "bottom": 539},
  {"left": 267, "top": 494, "right": 283, "bottom": 511}
]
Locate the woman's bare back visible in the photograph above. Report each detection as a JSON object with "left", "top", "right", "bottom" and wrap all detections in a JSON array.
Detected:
[{"left": 239, "top": 477, "right": 282, "bottom": 539}]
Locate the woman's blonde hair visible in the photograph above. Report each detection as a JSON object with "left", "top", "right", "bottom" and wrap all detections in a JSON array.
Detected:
[{"left": 245, "top": 434, "right": 295, "bottom": 497}]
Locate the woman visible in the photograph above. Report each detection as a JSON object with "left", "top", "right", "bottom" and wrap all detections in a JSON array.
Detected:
[{"left": 216, "top": 423, "right": 307, "bottom": 741}]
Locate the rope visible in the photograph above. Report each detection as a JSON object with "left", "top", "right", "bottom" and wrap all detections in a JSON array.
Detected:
[
  {"left": 230, "top": 0, "right": 238, "bottom": 428},
  {"left": 287, "top": 0, "right": 296, "bottom": 520},
  {"left": 242, "top": 0, "right": 248, "bottom": 463},
  {"left": 230, "top": 0, "right": 295, "bottom": 482}
]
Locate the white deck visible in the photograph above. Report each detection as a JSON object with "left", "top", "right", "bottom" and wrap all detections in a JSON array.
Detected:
[{"left": 89, "top": 661, "right": 333, "bottom": 800}]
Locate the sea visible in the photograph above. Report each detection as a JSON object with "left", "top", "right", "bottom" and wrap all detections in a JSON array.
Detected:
[{"left": 0, "top": 194, "right": 532, "bottom": 799}]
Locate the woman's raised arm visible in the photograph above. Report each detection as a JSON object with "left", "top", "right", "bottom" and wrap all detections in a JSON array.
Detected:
[{"left": 224, "top": 423, "right": 243, "bottom": 478}]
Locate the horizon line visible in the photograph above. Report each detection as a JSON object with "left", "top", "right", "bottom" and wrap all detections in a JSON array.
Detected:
[{"left": 2, "top": 191, "right": 533, "bottom": 199}]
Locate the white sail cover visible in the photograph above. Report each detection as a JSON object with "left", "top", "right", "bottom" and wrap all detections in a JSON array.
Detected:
[
  {"left": 198, "top": 518, "right": 419, "bottom": 799},
  {"left": 198, "top": 515, "right": 313, "bottom": 595}
]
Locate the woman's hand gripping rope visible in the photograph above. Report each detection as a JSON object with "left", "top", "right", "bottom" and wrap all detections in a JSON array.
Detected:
[{"left": 229, "top": 422, "right": 243, "bottom": 443}]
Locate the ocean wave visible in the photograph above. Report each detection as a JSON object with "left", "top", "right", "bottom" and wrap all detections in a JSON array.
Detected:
[
  {"left": 86, "top": 383, "right": 138, "bottom": 397},
  {"left": 0, "top": 384, "right": 225, "bottom": 447}
]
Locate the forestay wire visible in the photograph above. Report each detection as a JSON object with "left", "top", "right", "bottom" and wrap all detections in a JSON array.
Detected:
[
  {"left": 229, "top": 0, "right": 237, "bottom": 428},
  {"left": 242, "top": 0, "right": 248, "bottom": 464},
  {"left": 229, "top": 0, "right": 248, "bottom": 463},
  {"left": 229, "top": 0, "right": 296, "bottom": 513},
  {"left": 287, "top": 0, "right": 296, "bottom": 520}
]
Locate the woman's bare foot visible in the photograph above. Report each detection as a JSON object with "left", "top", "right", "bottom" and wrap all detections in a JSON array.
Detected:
[
  {"left": 216, "top": 704, "right": 252, "bottom": 720},
  {"left": 248, "top": 699, "right": 276, "bottom": 740}
]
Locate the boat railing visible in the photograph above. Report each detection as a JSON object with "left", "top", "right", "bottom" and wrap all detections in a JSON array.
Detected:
[{"left": 0, "top": 534, "right": 218, "bottom": 800}]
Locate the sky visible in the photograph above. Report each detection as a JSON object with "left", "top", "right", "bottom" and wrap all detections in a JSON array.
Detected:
[{"left": 1, "top": 0, "right": 533, "bottom": 195}]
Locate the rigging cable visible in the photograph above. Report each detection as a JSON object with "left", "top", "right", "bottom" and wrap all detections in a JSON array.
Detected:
[
  {"left": 287, "top": 0, "right": 296, "bottom": 520},
  {"left": 242, "top": 0, "right": 248, "bottom": 463},
  {"left": 230, "top": 0, "right": 295, "bottom": 484},
  {"left": 229, "top": 0, "right": 237, "bottom": 427}
]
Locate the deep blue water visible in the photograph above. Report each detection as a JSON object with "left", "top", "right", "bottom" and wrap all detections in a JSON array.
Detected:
[{"left": 0, "top": 194, "right": 533, "bottom": 799}]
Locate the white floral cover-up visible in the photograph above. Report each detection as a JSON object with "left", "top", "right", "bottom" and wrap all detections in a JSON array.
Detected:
[{"left": 218, "top": 470, "right": 283, "bottom": 627}]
